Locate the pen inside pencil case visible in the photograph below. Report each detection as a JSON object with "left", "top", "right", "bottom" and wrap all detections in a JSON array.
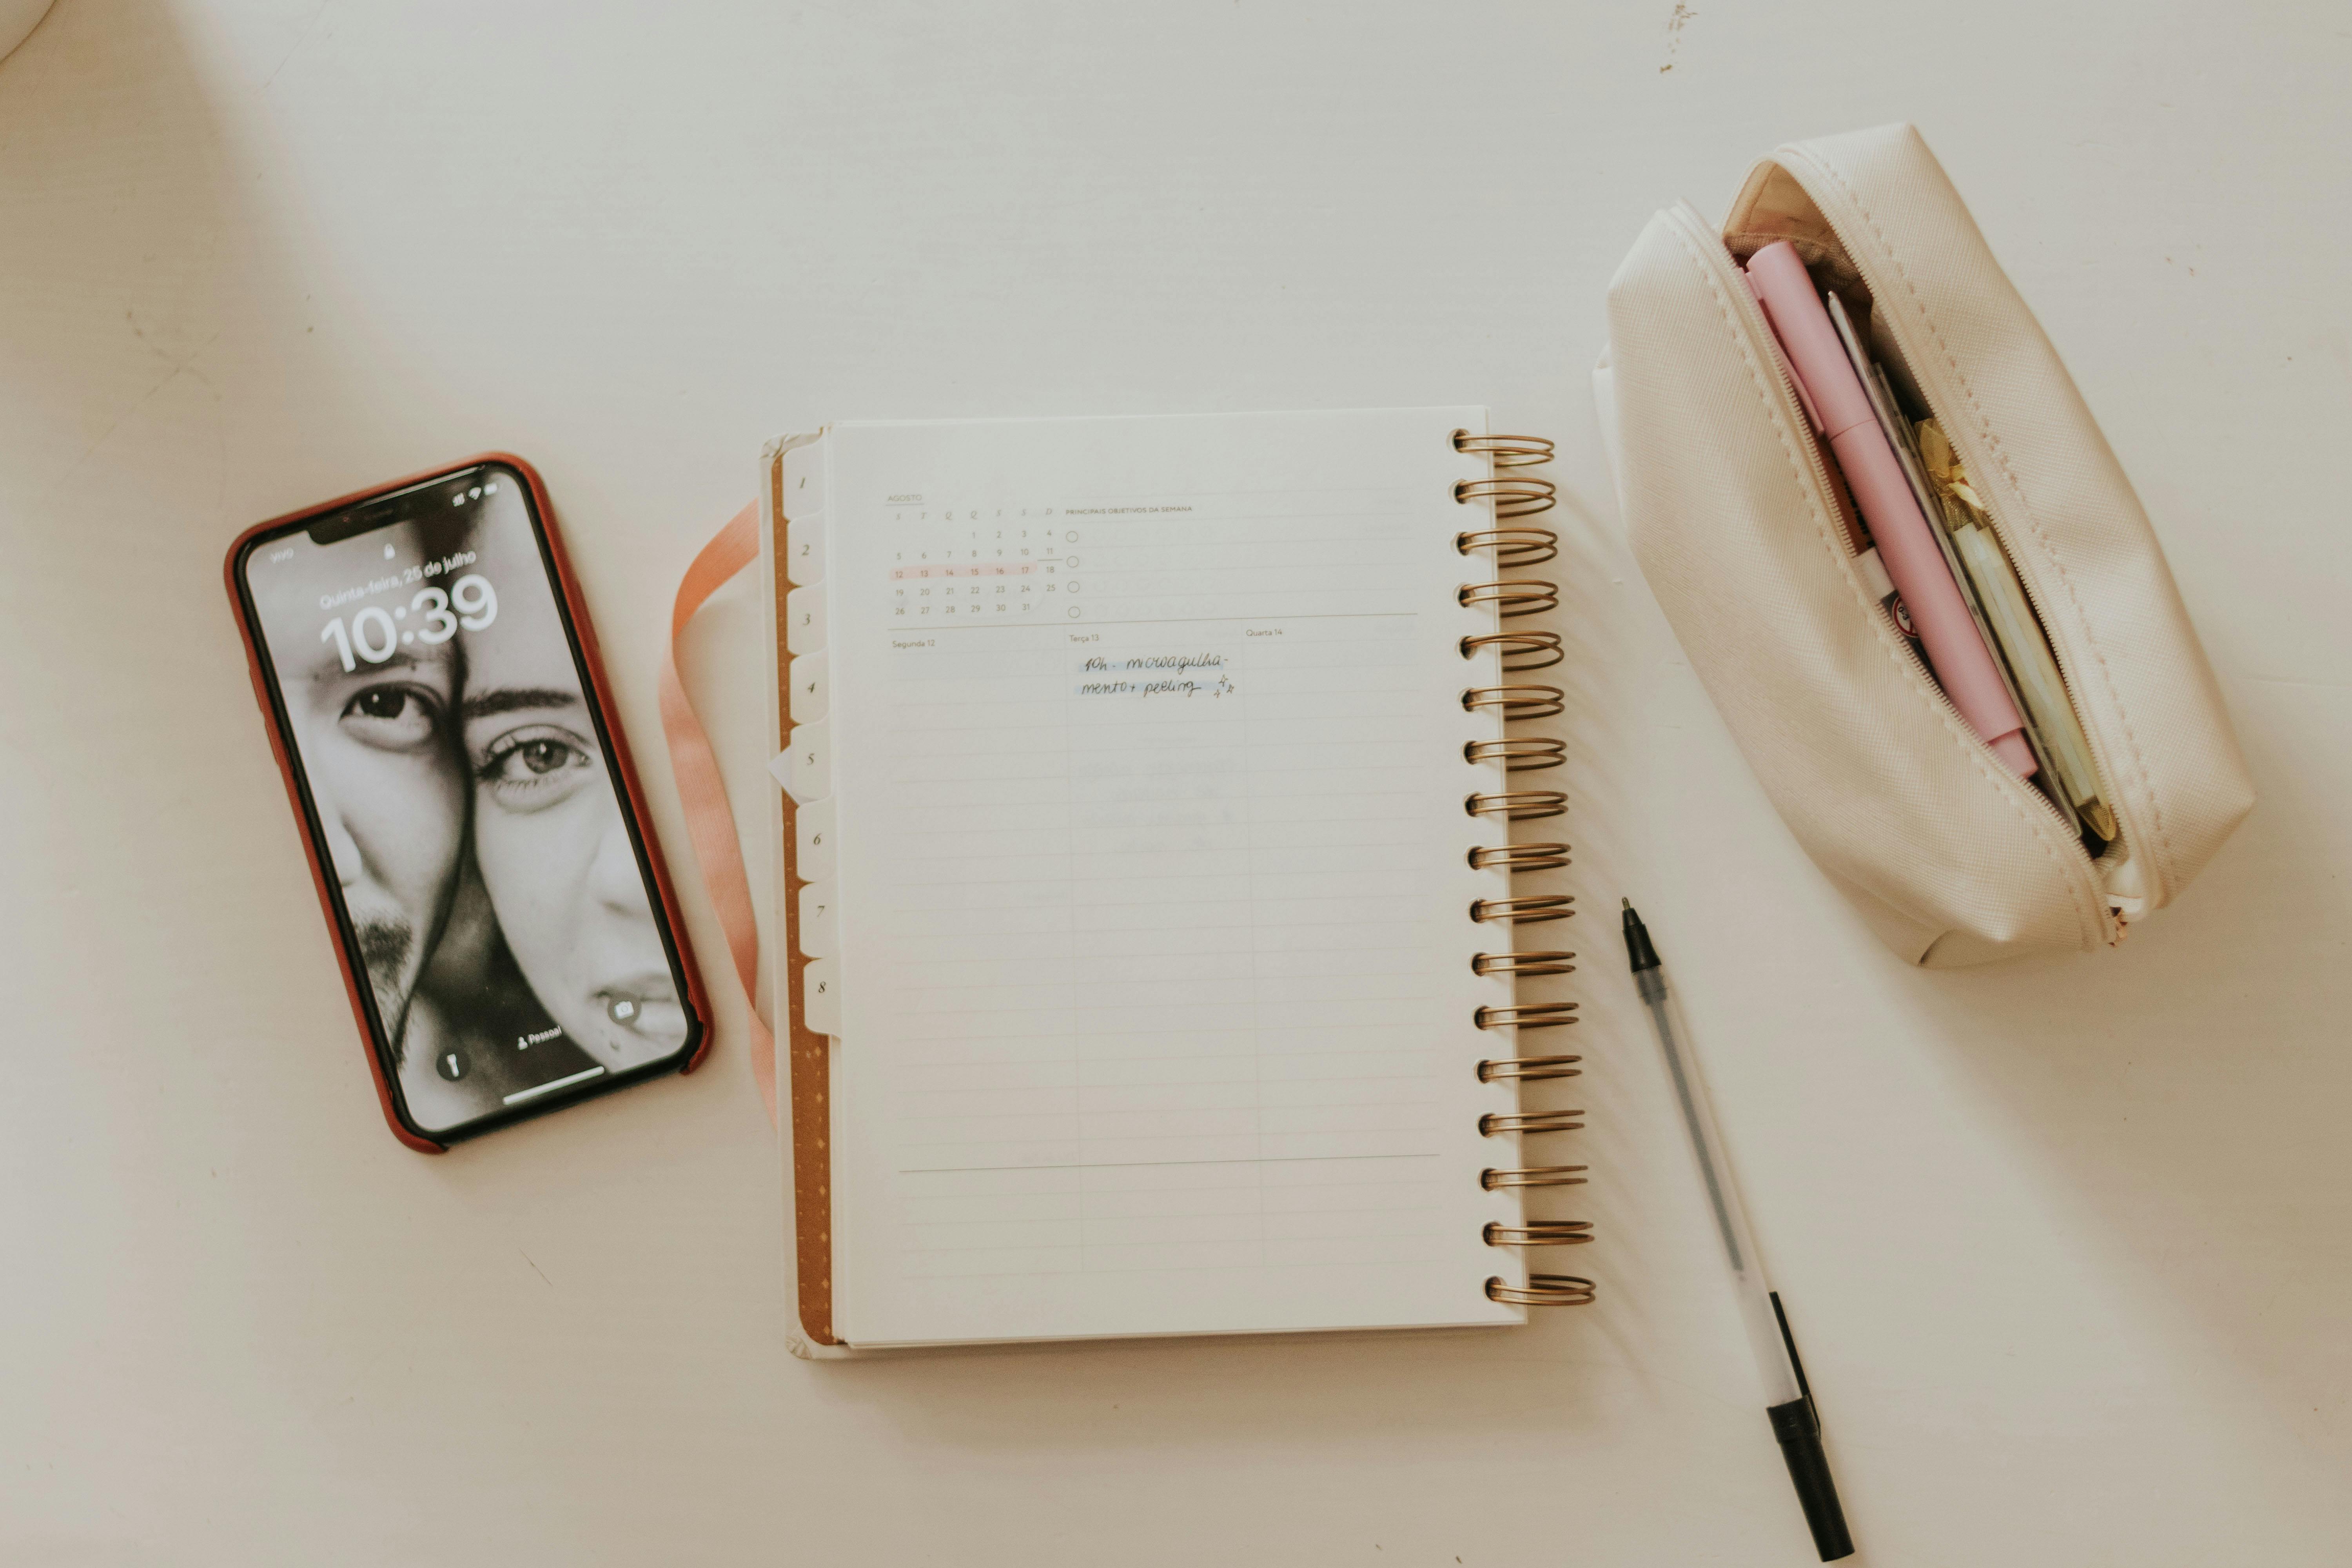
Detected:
[
  {"left": 1847, "top": 323, "right": 2116, "bottom": 851},
  {"left": 1828, "top": 288, "right": 2089, "bottom": 843},
  {"left": 1746, "top": 240, "right": 2116, "bottom": 856},
  {"left": 1911, "top": 419, "right": 2117, "bottom": 846}
]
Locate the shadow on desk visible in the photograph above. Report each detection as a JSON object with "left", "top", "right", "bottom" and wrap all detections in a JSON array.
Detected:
[{"left": 1898, "top": 669, "right": 2352, "bottom": 1436}]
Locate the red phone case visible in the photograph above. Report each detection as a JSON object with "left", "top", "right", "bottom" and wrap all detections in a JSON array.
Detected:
[{"left": 224, "top": 454, "right": 711, "bottom": 1152}]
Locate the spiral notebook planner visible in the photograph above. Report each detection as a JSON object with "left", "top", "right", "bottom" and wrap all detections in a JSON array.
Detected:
[{"left": 764, "top": 408, "right": 1591, "bottom": 1352}]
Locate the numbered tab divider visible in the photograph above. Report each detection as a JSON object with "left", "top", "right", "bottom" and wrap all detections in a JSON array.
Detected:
[
  {"left": 801, "top": 956, "right": 841, "bottom": 1035},
  {"left": 782, "top": 720, "right": 832, "bottom": 804},
  {"left": 778, "top": 440, "right": 841, "bottom": 1042},
  {"left": 782, "top": 439, "right": 828, "bottom": 523},
  {"left": 785, "top": 582, "right": 827, "bottom": 654},
  {"left": 789, "top": 647, "right": 830, "bottom": 724},
  {"left": 786, "top": 508, "right": 827, "bottom": 589},
  {"left": 795, "top": 797, "right": 837, "bottom": 882},
  {"left": 797, "top": 880, "right": 840, "bottom": 960}
]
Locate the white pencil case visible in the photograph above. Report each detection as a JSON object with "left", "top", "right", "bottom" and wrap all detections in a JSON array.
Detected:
[{"left": 1595, "top": 123, "right": 2254, "bottom": 966}]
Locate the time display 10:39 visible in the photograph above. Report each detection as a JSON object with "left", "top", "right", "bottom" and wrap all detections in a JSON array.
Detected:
[{"left": 320, "top": 574, "right": 499, "bottom": 671}]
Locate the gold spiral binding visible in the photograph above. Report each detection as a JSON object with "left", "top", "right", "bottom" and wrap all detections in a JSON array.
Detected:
[
  {"left": 1465, "top": 790, "right": 1566, "bottom": 821},
  {"left": 1460, "top": 630, "right": 1563, "bottom": 672},
  {"left": 1464, "top": 737, "right": 1565, "bottom": 771},
  {"left": 1457, "top": 579, "right": 1560, "bottom": 617},
  {"left": 1455, "top": 476, "right": 1558, "bottom": 519},
  {"left": 1456, "top": 527, "right": 1559, "bottom": 566},
  {"left": 1479, "top": 1108, "right": 1585, "bottom": 1134},
  {"left": 1456, "top": 429, "right": 1590, "bottom": 1308},
  {"left": 1461, "top": 685, "right": 1565, "bottom": 718},
  {"left": 1487, "top": 1274, "right": 1596, "bottom": 1307},
  {"left": 1485, "top": 1221, "right": 1594, "bottom": 1247},
  {"left": 1475, "top": 1002, "right": 1580, "bottom": 1030},
  {"left": 1468, "top": 843, "right": 1570, "bottom": 872},
  {"left": 1482, "top": 1164, "right": 1589, "bottom": 1190},
  {"left": 1471, "top": 950, "right": 1576, "bottom": 977},
  {"left": 1453, "top": 430, "right": 1556, "bottom": 467},
  {"left": 1477, "top": 1054, "right": 1582, "bottom": 1082},
  {"left": 1469, "top": 895, "right": 1574, "bottom": 924}
]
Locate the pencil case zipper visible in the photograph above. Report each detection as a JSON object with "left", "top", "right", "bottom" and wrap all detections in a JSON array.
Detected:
[{"left": 1665, "top": 200, "right": 2122, "bottom": 942}]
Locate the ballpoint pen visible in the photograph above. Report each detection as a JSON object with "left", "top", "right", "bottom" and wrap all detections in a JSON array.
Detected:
[{"left": 1622, "top": 898, "right": 1854, "bottom": 1562}]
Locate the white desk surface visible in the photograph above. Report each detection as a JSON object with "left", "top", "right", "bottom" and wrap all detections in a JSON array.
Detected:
[{"left": 5, "top": 3, "right": 2348, "bottom": 1563}]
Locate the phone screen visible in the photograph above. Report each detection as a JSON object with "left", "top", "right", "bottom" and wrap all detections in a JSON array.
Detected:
[{"left": 238, "top": 461, "right": 697, "bottom": 1138}]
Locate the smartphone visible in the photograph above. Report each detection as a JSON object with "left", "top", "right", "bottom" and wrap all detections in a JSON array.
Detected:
[{"left": 227, "top": 456, "right": 708, "bottom": 1149}]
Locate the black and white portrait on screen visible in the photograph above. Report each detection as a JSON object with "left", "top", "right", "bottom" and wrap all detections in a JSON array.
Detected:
[{"left": 247, "top": 474, "right": 686, "bottom": 1134}]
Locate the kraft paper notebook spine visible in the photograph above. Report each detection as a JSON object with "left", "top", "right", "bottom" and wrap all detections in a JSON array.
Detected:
[{"left": 764, "top": 434, "right": 844, "bottom": 1356}]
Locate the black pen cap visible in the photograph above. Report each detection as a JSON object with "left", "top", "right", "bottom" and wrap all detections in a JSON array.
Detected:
[
  {"left": 1769, "top": 1293, "right": 1855, "bottom": 1561},
  {"left": 1768, "top": 1400, "right": 1855, "bottom": 1561},
  {"left": 1620, "top": 898, "right": 1661, "bottom": 973}
]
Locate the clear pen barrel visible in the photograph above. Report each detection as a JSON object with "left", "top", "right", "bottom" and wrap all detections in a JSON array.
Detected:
[{"left": 1637, "top": 967, "right": 1802, "bottom": 1409}]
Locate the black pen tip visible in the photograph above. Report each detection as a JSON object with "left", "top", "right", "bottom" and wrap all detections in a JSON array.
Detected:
[{"left": 1620, "top": 898, "right": 1661, "bottom": 972}]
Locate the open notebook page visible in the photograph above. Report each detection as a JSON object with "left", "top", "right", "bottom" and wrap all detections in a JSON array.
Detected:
[{"left": 806, "top": 409, "right": 1530, "bottom": 1345}]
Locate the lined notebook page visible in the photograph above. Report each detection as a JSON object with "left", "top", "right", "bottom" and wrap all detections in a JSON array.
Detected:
[{"left": 812, "top": 410, "right": 1528, "bottom": 1345}]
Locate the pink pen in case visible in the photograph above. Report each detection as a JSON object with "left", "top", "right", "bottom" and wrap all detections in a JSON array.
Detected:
[{"left": 1744, "top": 240, "right": 2036, "bottom": 779}]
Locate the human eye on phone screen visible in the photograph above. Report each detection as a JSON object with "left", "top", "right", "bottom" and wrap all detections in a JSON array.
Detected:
[
  {"left": 474, "top": 723, "right": 599, "bottom": 812},
  {"left": 338, "top": 683, "right": 446, "bottom": 752}
]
